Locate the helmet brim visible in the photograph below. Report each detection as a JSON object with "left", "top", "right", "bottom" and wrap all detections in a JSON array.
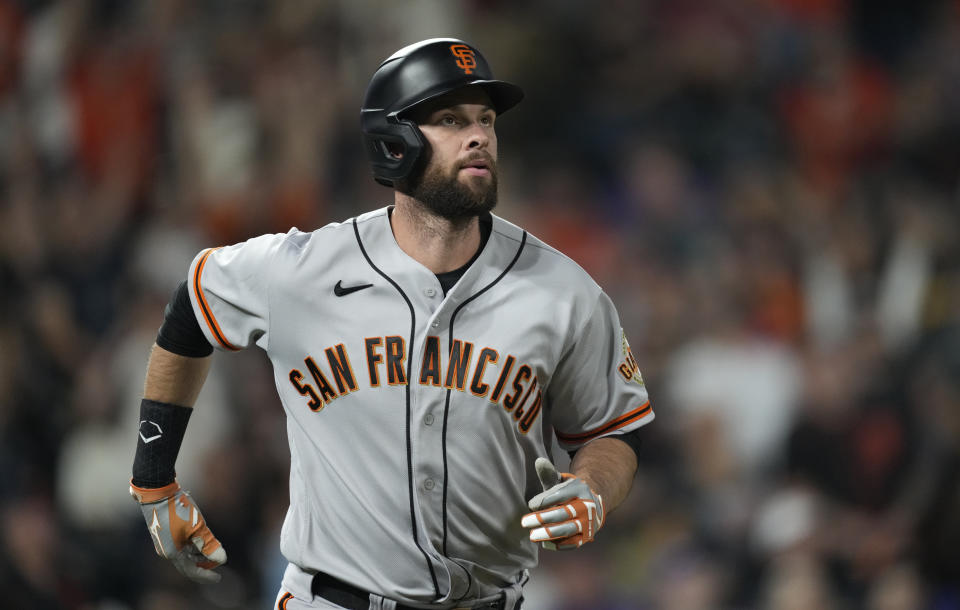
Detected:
[{"left": 393, "top": 79, "right": 524, "bottom": 119}]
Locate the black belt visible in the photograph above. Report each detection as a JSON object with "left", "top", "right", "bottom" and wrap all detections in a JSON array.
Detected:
[{"left": 310, "top": 572, "right": 508, "bottom": 610}]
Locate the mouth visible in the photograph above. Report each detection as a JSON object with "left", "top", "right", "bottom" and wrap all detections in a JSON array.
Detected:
[{"left": 459, "top": 157, "right": 493, "bottom": 177}]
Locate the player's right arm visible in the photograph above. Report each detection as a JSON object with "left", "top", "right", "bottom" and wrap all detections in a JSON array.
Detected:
[
  {"left": 143, "top": 343, "right": 212, "bottom": 406},
  {"left": 129, "top": 234, "right": 283, "bottom": 581},
  {"left": 128, "top": 280, "right": 227, "bottom": 583}
]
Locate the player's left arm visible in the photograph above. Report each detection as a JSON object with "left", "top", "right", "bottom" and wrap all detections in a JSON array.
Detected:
[
  {"left": 570, "top": 435, "right": 638, "bottom": 513},
  {"left": 522, "top": 290, "right": 650, "bottom": 550}
]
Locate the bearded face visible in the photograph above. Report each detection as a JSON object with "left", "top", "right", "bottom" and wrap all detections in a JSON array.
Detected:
[
  {"left": 404, "top": 152, "right": 498, "bottom": 221},
  {"left": 396, "top": 87, "right": 501, "bottom": 221}
]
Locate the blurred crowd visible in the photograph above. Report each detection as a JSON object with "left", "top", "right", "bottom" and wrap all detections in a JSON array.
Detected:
[{"left": 2, "top": 0, "right": 960, "bottom": 608}]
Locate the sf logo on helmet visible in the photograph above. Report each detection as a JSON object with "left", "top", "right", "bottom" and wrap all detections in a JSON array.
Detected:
[{"left": 450, "top": 44, "right": 477, "bottom": 74}]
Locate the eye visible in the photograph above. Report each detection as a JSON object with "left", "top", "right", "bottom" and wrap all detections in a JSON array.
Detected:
[
  {"left": 479, "top": 115, "right": 494, "bottom": 127},
  {"left": 440, "top": 114, "right": 459, "bottom": 126}
]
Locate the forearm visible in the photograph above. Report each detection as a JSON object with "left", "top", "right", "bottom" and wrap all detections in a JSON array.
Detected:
[
  {"left": 131, "top": 344, "right": 212, "bottom": 489},
  {"left": 143, "top": 343, "right": 212, "bottom": 406},
  {"left": 570, "top": 436, "right": 638, "bottom": 514},
  {"left": 130, "top": 343, "right": 227, "bottom": 581}
]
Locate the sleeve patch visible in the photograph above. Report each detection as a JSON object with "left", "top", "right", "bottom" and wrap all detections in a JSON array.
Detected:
[{"left": 617, "top": 329, "right": 644, "bottom": 386}]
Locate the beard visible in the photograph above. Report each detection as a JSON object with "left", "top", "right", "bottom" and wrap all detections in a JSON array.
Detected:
[{"left": 405, "top": 157, "right": 498, "bottom": 221}]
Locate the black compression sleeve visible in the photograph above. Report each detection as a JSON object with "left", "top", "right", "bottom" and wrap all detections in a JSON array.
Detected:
[
  {"left": 131, "top": 399, "right": 193, "bottom": 488},
  {"left": 157, "top": 281, "right": 213, "bottom": 357},
  {"left": 615, "top": 427, "right": 643, "bottom": 462}
]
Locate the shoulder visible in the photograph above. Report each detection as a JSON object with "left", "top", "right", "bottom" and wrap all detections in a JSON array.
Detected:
[
  {"left": 490, "top": 213, "right": 602, "bottom": 302},
  {"left": 272, "top": 207, "right": 390, "bottom": 260}
]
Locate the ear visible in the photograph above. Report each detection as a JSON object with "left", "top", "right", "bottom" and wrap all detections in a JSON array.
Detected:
[{"left": 385, "top": 141, "right": 404, "bottom": 159}]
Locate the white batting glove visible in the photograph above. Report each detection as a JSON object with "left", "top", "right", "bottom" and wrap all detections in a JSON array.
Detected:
[
  {"left": 521, "top": 457, "right": 605, "bottom": 550},
  {"left": 130, "top": 479, "right": 227, "bottom": 583}
]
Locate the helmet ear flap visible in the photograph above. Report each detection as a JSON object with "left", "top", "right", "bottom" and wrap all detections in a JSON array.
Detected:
[{"left": 364, "top": 119, "right": 427, "bottom": 188}]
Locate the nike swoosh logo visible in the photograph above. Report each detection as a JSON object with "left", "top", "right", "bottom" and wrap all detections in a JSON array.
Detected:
[{"left": 334, "top": 280, "right": 373, "bottom": 297}]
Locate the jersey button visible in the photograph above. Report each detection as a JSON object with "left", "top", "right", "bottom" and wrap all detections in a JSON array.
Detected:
[
  {"left": 424, "top": 287, "right": 437, "bottom": 298},
  {"left": 424, "top": 478, "right": 435, "bottom": 491},
  {"left": 424, "top": 413, "right": 435, "bottom": 426},
  {"left": 431, "top": 321, "right": 439, "bottom": 328}
]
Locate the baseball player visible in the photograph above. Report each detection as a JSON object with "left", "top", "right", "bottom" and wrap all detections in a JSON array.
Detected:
[{"left": 129, "top": 38, "right": 653, "bottom": 610}]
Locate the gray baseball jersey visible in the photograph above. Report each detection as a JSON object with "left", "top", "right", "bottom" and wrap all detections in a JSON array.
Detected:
[{"left": 186, "top": 206, "right": 653, "bottom": 605}]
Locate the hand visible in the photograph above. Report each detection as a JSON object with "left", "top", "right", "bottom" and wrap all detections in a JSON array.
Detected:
[
  {"left": 130, "top": 479, "right": 227, "bottom": 583},
  {"left": 521, "top": 457, "right": 605, "bottom": 550}
]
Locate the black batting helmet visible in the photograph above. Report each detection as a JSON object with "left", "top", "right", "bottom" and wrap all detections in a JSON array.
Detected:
[{"left": 361, "top": 38, "right": 524, "bottom": 187}]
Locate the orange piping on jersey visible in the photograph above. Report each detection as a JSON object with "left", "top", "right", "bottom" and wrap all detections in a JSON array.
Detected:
[
  {"left": 556, "top": 401, "right": 652, "bottom": 444},
  {"left": 193, "top": 248, "right": 241, "bottom": 351},
  {"left": 277, "top": 592, "right": 293, "bottom": 610}
]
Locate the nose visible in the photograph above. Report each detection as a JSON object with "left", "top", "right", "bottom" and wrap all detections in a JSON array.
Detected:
[{"left": 465, "top": 123, "right": 490, "bottom": 150}]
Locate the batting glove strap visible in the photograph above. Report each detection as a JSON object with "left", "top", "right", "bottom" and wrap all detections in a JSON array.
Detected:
[
  {"left": 130, "top": 478, "right": 227, "bottom": 583},
  {"left": 129, "top": 479, "right": 181, "bottom": 504}
]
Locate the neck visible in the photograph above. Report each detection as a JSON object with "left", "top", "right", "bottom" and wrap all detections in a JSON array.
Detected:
[{"left": 391, "top": 195, "right": 482, "bottom": 274}]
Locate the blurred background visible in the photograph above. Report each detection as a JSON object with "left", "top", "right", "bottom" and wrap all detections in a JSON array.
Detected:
[{"left": 2, "top": 0, "right": 960, "bottom": 608}]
